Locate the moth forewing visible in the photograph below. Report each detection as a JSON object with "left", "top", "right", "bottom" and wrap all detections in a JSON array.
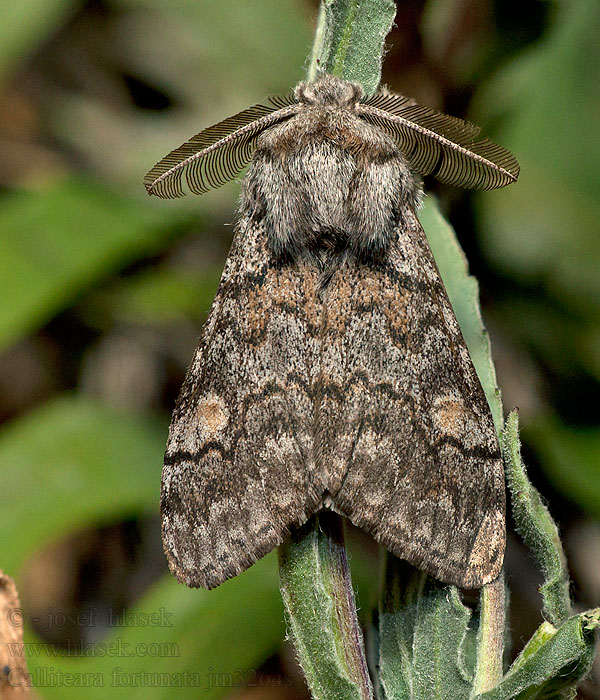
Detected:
[
  {"left": 154, "top": 74, "right": 516, "bottom": 589},
  {"left": 318, "top": 206, "right": 505, "bottom": 588},
  {"left": 161, "top": 216, "right": 324, "bottom": 589}
]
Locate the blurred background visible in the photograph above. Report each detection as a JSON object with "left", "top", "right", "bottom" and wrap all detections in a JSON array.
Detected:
[{"left": 0, "top": 0, "right": 598, "bottom": 698}]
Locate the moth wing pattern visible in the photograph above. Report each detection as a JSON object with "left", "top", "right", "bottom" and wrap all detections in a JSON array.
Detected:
[
  {"left": 151, "top": 74, "right": 516, "bottom": 590},
  {"left": 161, "top": 216, "right": 324, "bottom": 589},
  {"left": 319, "top": 206, "right": 506, "bottom": 588}
]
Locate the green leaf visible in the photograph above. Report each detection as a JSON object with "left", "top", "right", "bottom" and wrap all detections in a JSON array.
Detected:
[
  {"left": 378, "top": 556, "right": 473, "bottom": 700},
  {"left": 509, "top": 622, "right": 557, "bottom": 670},
  {"left": 279, "top": 515, "right": 373, "bottom": 700},
  {"left": 308, "top": 0, "right": 397, "bottom": 94},
  {"left": 419, "top": 197, "right": 503, "bottom": 432},
  {"left": 0, "top": 394, "right": 166, "bottom": 575},
  {"left": 502, "top": 411, "right": 571, "bottom": 626},
  {"left": 411, "top": 583, "right": 473, "bottom": 700},
  {"left": 475, "top": 611, "right": 599, "bottom": 700},
  {"left": 378, "top": 558, "right": 422, "bottom": 700},
  {"left": 24, "top": 558, "right": 283, "bottom": 700},
  {"left": 0, "top": 178, "right": 176, "bottom": 350}
]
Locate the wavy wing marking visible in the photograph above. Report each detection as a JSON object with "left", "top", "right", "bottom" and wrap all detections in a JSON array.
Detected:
[
  {"left": 359, "top": 93, "right": 519, "bottom": 190},
  {"left": 161, "top": 217, "right": 324, "bottom": 589},
  {"left": 144, "top": 94, "right": 298, "bottom": 198},
  {"left": 318, "top": 208, "right": 506, "bottom": 588}
]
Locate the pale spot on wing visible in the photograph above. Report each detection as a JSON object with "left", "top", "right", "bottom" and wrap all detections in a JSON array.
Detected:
[
  {"left": 432, "top": 393, "right": 479, "bottom": 443},
  {"left": 197, "top": 394, "right": 229, "bottom": 439},
  {"left": 468, "top": 510, "right": 504, "bottom": 573}
]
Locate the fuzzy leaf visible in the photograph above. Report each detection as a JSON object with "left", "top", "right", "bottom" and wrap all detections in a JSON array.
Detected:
[
  {"left": 308, "top": 0, "right": 396, "bottom": 95},
  {"left": 279, "top": 515, "right": 373, "bottom": 700},
  {"left": 475, "top": 611, "right": 599, "bottom": 700},
  {"left": 378, "top": 556, "right": 473, "bottom": 700},
  {"left": 378, "top": 558, "right": 421, "bottom": 700},
  {"left": 502, "top": 411, "right": 571, "bottom": 625}
]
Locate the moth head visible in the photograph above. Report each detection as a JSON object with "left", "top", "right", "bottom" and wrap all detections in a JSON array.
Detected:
[{"left": 295, "top": 74, "right": 363, "bottom": 109}]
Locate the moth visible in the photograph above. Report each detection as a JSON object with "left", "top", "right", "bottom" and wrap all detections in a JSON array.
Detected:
[{"left": 145, "top": 74, "right": 519, "bottom": 590}]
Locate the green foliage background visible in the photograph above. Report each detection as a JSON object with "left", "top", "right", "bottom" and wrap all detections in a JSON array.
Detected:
[{"left": 0, "top": 1, "right": 598, "bottom": 698}]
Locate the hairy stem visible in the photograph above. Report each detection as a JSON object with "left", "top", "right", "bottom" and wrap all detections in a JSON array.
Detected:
[
  {"left": 279, "top": 514, "right": 373, "bottom": 700},
  {"left": 473, "top": 576, "right": 505, "bottom": 694},
  {"left": 502, "top": 410, "right": 571, "bottom": 625},
  {"left": 306, "top": 0, "right": 396, "bottom": 94}
]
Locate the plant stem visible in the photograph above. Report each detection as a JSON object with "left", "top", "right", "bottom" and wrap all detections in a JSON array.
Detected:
[
  {"left": 279, "top": 514, "right": 373, "bottom": 700},
  {"left": 473, "top": 575, "right": 505, "bottom": 694},
  {"left": 307, "top": 2, "right": 327, "bottom": 82},
  {"left": 306, "top": 0, "right": 396, "bottom": 94}
]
